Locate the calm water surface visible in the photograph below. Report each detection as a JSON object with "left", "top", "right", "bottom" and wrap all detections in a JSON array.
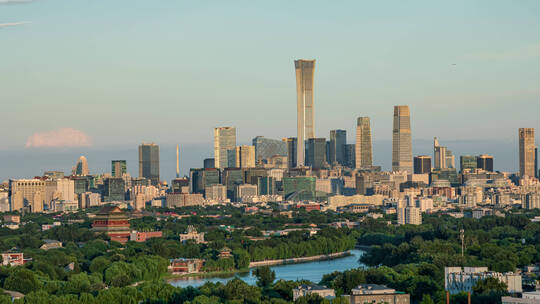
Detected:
[{"left": 170, "top": 249, "right": 365, "bottom": 288}]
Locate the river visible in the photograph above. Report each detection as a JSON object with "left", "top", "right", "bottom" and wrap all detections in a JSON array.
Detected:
[{"left": 169, "top": 249, "right": 365, "bottom": 288}]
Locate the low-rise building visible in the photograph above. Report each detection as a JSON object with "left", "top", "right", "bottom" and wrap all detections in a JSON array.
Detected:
[
  {"left": 40, "top": 239, "right": 63, "bottom": 250},
  {"left": 350, "top": 284, "right": 410, "bottom": 304},
  {"left": 445, "top": 267, "right": 522, "bottom": 294},
  {"left": 168, "top": 258, "right": 204, "bottom": 274},
  {"left": 179, "top": 225, "right": 205, "bottom": 244},
  {"left": 130, "top": 231, "right": 163, "bottom": 242},
  {"left": 502, "top": 291, "right": 540, "bottom": 304},
  {"left": 1, "top": 249, "right": 25, "bottom": 266},
  {"left": 292, "top": 284, "right": 335, "bottom": 301}
]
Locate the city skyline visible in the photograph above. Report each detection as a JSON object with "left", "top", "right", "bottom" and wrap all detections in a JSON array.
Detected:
[{"left": 2, "top": 1, "right": 540, "bottom": 152}]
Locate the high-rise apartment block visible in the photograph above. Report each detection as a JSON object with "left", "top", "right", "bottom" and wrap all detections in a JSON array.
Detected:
[
  {"left": 355, "top": 117, "right": 373, "bottom": 169},
  {"left": 138, "top": 143, "right": 160, "bottom": 185},
  {"left": 329, "top": 130, "right": 346, "bottom": 166},
  {"left": 112, "top": 160, "right": 127, "bottom": 177},
  {"left": 214, "top": 127, "right": 236, "bottom": 169},
  {"left": 414, "top": 155, "right": 431, "bottom": 174},
  {"left": 397, "top": 206, "right": 421, "bottom": 225},
  {"left": 392, "top": 106, "right": 413, "bottom": 174},
  {"left": 295, "top": 59, "right": 316, "bottom": 167},
  {"left": 519, "top": 128, "right": 535, "bottom": 177}
]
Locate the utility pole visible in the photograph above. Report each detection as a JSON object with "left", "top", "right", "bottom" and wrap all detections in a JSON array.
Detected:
[{"left": 460, "top": 229, "right": 465, "bottom": 257}]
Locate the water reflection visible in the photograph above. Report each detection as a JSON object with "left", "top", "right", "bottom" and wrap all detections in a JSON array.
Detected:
[{"left": 170, "top": 249, "right": 364, "bottom": 288}]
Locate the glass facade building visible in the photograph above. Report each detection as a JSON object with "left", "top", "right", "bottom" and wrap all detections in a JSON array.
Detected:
[
  {"left": 138, "top": 143, "right": 160, "bottom": 185},
  {"left": 112, "top": 160, "right": 127, "bottom": 177},
  {"left": 329, "top": 130, "right": 346, "bottom": 166},
  {"left": 252, "top": 136, "right": 287, "bottom": 164},
  {"left": 283, "top": 176, "right": 316, "bottom": 201}
]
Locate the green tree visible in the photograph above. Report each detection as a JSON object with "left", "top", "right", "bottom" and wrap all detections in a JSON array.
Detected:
[
  {"left": 472, "top": 277, "right": 507, "bottom": 294},
  {"left": 253, "top": 266, "right": 276, "bottom": 288},
  {"left": 4, "top": 268, "right": 42, "bottom": 294}
]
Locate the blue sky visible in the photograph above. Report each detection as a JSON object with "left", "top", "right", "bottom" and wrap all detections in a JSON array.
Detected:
[{"left": 1, "top": 1, "right": 539, "bottom": 179}]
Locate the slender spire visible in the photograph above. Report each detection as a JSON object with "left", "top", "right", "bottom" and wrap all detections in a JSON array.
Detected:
[{"left": 176, "top": 144, "right": 180, "bottom": 178}]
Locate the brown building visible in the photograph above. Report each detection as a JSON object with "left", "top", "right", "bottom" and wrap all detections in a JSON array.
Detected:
[
  {"left": 350, "top": 284, "right": 410, "bottom": 304},
  {"left": 519, "top": 128, "right": 536, "bottom": 177},
  {"left": 168, "top": 258, "right": 204, "bottom": 274},
  {"left": 91, "top": 205, "right": 131, "bottom": 243}
]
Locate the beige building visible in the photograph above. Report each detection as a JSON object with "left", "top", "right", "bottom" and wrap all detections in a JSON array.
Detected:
[
  {"left": 179, "top": 225, "right": 205, "bottom": 244},
  {"left": 350, "top": 284, "right": 410, "bottom": 304},
  {"left": 397, "top": 206, "right": 421, "bottom": 225},
  {"left": 295, "top": 59, "right": 316, "bottom": 167},
  {"left": 392, "top": 106, "right": 413, "bottom": 174},
  {"left": 355, "top": 117, "right": 373, "bottom": 168},
  {"left": 519, "top": 128, "right": 535, "bottom": 177},
  {"left": 235, "top": 145, "right": 255, "bottom": 168},
  {"left": 214, "top": 127, "right": 236, "bottom": 169},
  {"left": 9, "top": 179, "right": 46, "bottom": 212},
  {"left": 292, "top": 285, "right": 335, "bottom": 301},
  {"left": 205, "top": 184, "right": 227, "bottom": 201}
]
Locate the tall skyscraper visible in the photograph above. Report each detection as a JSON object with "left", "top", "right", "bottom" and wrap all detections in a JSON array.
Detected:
[
  {"left": 235, "top": 145, "right": 256, "bottom": 168},
  {"left": 252, "top": 136, "right": 287, "bottom": 164},
  {"left": 355, "top": 117, "right": 373, "bottom": 168},
  {"left": 460, "top": 155, "right": 477, "bottom": 172},
  {"left": 329, "top": 130, "right": 346, "bottom": 166},
  {"left": 284, "top": 137, "right": 297, "bottom": 168},
  {"left": 111, "top": 160, "right": 127, "bottom": 177},
  {"left": 477, "top": 154, "right": 494, "bottom": 172},
  {"left": 138, "top": 143, "right": 160, "bottom": 185},
  {"left": 72, "top": 156, "right": 89, "bottom": 176},
  {"left": 434, "top": 137, "right": 455, "bottom": 169},
  {"left": 214, "top": 127, "right": 236, "bottom": 169},
  {"left": 295, "top": 59, "right": 316, "bottom": 167},
  {"left": 392, "top": 106, "right": 413, "bottom": 174},
  {"left": 414, "top": 155, "right": 431, "bottom": 174},
  {"left": 519, "top": 128, "right": 535, "bottom": 177},
  {"left": 306, "top": 138, "right": 326, "bottom": 169}
]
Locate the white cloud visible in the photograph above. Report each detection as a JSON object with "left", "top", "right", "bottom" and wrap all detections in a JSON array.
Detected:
[
  {"left": 25, "top": 128, "right": 92, "bottom": 148},
  {"left": 0, "top": 21, "right": 30, "bottom": 28}
]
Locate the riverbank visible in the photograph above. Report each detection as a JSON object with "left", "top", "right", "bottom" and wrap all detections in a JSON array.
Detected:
[
  {"left": 248, "top": 251, "right": 351, "bottom": 268},
  {"left": 167, "top": 250, "right": 352, "bottom": 282}
]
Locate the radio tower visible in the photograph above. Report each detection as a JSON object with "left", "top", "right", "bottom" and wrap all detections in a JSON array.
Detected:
[{"left": 176, "top": 144, "right": 180, "bottom": 178}]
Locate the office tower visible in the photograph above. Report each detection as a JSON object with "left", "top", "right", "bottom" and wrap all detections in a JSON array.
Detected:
[
  {"left": 519, "top": 128, "right": 536, "bottom": 177},
  {"left": 392, "top": 106, "right": 413, "bottom": 174},
  {"left": 72, "top": 156, "right": 89, "bottom": 176},
  {"left": 534, "top": 147, "right": 540, "bottom": 178},
  {"left": 214, "top": 127, "right": 236, "bottom": 169},
  {"left": 355, "top": 117, "right": 373, "bottom": 168},
  {"left": 414, "top": 155, "right": 432, "bottom": 174},
  {"left": 203, "top": 158, "right": 215, "bottom": 169},
  {"left": 460, "top": 155, "right": 477, "bottom": 172},
  {"left": 445, "top": 150, "right": 455, "bottom": 169},
  {"left": 171, "top": 178, "right": 189, "bottom": 194},
  {"left": 295, "top": 59, "right": 316, "bottom": 167},
  {"left": 103, "top": 177, "right": 125, "bottom": 202},
  {"left": 345, "top": 144, "right": 356, "bottom": 168},
  {"left": 284, "top": 137, "right": 297, "bottom": 168},
  {"left": 111, "top": 160, "right": 127, "bottom": 178},
  {"left": 44, "top": 171, "right": 64, "bottom": 179},
  {"left": 252, "top": 136, "right": 287, "bottom": 164},
  {"left": 222, "top": 168, "right": 244, "bottom": 199},
  {"left": 283, "top": 176, "right": 316, "bottom": 201},
  {"left": 306, "top": 138, "right": 326, "bottom": 169},
  {"left": 235, "top": 145, "right": 256, "bottom": 168},
  {"left": 189, "top": 168, "right": 220, "bottom": 194},
  {"left": 433, "top": 137, "right": 454, "bottom": 169},
  {"left": 138, "top": 143, "right": 160, "bottom": 185},
  {"left": 329, "top": 130, "right": 346, "bottom": 166},
  {"left": 205, "top": 185, "right": 227, "bottom": 201},
  {"left": 176, "top": 144, "right": 180, "bottom": 178},
  {"left": 476, "top": 154, "right": 494, "bottom": 172}
]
